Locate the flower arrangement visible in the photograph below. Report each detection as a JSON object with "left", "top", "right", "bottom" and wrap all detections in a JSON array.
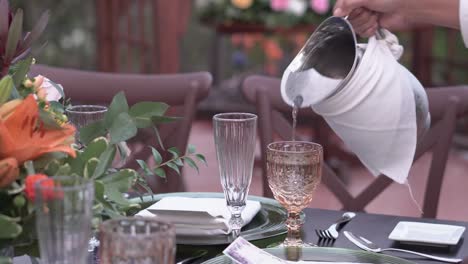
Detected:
[
  {"left": 198, "top": 0, "right": 335, "bottom": 28},
  {"left": 0, "top": 2, "right": 205, "bottom": 260}
]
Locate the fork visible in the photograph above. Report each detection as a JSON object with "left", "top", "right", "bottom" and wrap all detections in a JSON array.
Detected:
[{"left": 315, "top": 212, "right": 356, "bottom": 240}]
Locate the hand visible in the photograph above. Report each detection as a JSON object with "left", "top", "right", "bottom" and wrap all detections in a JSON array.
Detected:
[{"left": 334, "top": 0, "right": 411, "bottom": 37}]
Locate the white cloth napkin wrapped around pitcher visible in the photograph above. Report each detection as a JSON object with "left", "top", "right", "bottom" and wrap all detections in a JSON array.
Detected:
[
  {"left": 282, "top": 29, "right": 429, "bottom": 184},
  {"left": 136, "top": 197, "right": 261, "bottom": 236}
]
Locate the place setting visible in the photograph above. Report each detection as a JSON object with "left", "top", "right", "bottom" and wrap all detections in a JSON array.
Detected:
[{"left": 4, "top": 1, "right": 468, "bottom": 264}]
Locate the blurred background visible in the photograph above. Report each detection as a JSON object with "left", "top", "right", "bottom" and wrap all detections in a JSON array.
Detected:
[{"left": 15, "top": 0, "right": 468, "bottom": 220}]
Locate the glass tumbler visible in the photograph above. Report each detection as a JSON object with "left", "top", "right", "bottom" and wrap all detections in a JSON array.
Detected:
[
  {"left": 35, "top": 175, "right": 94, "bottom": 264},
  {"left": 266, "top": 141, "right": 323, "bottom": 247},
  {"left": 99, "top": 217, "right": 176, "bottom": 264},
  {"left": 213, "top": 113, "right": 257, "bottom": 238},
  {"left": 66, "top": 105, "right": 108, "bottom": 145}
]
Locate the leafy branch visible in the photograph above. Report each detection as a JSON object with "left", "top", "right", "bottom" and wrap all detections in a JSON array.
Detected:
[{"left": 136, "top": 144, "right": 207, "bottom": 180}]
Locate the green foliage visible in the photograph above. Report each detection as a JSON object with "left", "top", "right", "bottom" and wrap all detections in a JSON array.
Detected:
[
  {"left": 136, "top": 144, "right": 207, "bottom": 180},
  {"left": 0, "top": 214, "right": 22, "bottom": 239},
  {"left": 79, "top": 92, "right": 179, "bottom": 146},
  {"left": 0, "top": 76, "right": 13, "bottom": 104}
]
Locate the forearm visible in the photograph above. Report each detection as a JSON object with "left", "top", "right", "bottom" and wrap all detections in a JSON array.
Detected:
[{"left": 403, "top": 0, "right": 460, "bottom": 29}]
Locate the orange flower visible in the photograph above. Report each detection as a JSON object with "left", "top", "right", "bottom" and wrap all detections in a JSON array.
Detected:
[
  {"left": 0, "top": 95, "right": 76, "bottom": 165},
  {"left": 264, "top": 39, "right": 283, "bottom": 60},
  {"left": 0, "top": 157, "right": 19, "bottom": 187},
  {"left": 231, "top": 0, "right": 253, "bottom": 9},
  {"left": 25, "top": 174, "right": 55, "bottom": 201}
]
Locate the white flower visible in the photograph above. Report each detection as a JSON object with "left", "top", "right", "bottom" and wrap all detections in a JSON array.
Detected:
[
  {"left": 287, "top": 0, "right": 307, "bottom": 16},
  {"left": 37, "top": 75, "right": 64, "bottom": 102}
]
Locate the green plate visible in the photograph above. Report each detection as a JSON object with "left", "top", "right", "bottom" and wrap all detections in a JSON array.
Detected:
[
  {"left": 201, "top": 247, "right": 416, "bottom": 264},
  {"left": 128, "top": 192, "right": 288, "bottom": 245}
]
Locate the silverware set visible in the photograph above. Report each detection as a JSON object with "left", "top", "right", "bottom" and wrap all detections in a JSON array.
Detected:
[{"left": 315, "top": 212, "right": 462, "bottom": 263}]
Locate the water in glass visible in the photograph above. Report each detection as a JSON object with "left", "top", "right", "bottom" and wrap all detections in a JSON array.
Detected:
[{"left": 213, "top": 113, "right": 257, "bottom": 237}]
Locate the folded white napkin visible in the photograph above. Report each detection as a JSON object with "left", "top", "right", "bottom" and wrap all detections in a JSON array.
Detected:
[
  {"left": 308, "top": 30, "right": 423, "bottom": 184},
  {"left": 136, "top": 197, "right": 261, "bottom": 236}
]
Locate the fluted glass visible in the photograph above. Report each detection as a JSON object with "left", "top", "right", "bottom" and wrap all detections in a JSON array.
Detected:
[
  {"left": 267, "top": 141, "right": 322, "bottom": 247},
  {"left": 213, "top": 112, "right": 257, "bottom": 237},
  {"left": 99, "top": 218, "right": 176, "bottom": 264},
  {"left": 35, "top": 176, "right": 94, "bottom": 264}
]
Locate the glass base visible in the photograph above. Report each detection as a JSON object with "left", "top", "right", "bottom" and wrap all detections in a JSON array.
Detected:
[{"left": 266, "top": 243, "right": 314, "bottom": 261}]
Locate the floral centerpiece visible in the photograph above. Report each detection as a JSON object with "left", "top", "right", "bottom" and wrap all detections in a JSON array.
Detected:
[
  {"left": 198, "top": 0, "right": 335, "bottom": 29},
  {"left": 0, "top": 2, "right": 205, "bottom": 261}
]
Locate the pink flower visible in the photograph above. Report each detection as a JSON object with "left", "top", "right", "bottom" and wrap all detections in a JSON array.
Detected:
[
  {"left": 270, "top": 0, "right": 289, "bottom": 11},
  {"left": 310, "top": 0, "right": 330, "bottom": 14}
]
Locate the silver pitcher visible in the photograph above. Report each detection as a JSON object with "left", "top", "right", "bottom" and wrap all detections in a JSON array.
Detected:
[{"left": 281, "top": 16, "right": 430, "bottom": 142}]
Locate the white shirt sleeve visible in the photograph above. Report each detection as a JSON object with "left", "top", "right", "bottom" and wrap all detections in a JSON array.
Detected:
[{"left": 460, "top": 0, "right": 468, "bottom": 47}]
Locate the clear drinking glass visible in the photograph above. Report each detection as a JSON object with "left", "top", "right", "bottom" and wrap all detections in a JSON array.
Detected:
[
  {"left": 266, "top": 141, "right": 323, "bottom": 247},
  {"left": 99, "top": 218, "right": 176, "bottom": 264},
  {"left": 213, "top": 113, "right": 257, "bottom": 238},
  {"left": 66, "top": 105, "right": 108, "bottom": 145},
  {"left": 35, "top": 175, "right": 94, "bottom": 264}
]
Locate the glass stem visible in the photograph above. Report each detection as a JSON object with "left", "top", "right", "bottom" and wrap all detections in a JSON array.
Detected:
[
  {"left": 229, "top": 213, "right": 243, "bottom": 239},
  {"left": 284, "top": 212, "right": 303, "bottom": 247}
]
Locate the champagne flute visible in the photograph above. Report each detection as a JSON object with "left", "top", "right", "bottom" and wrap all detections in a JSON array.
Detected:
[
  {"left": 266, "top": 141, "right": 322, "bottom": 247},
  {"left": 213, "top": 113, "right": 257, "bottom": 238}
]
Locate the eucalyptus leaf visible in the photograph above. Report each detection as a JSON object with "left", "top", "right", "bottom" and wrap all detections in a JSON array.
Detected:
[
  {"left": 187, "top": 144, "right": 196, "bottom": 154},
  {"left": 83, "top": 158, "right": 99, "bottom": 178},
  {"left": 55, "top": 164, "right": 71, "bottom": 176},
  {"left": 79, "top": 120, "right": 106, "bottom": 145},
  {"left": 129, "top": 102, "right": 169, "bottom": 128},
  {"left": 0, "top": 76, "right": 13, "bottom": 104},
  {"left": 173, "top": 158, "right": 183, "bottom": 167},
  {"left": 137, "top": 160, "right": 153, "bottom": 176},
  {"left": 151, "top": 147, "right": 162, "bottom": 165},
  {"left": 13, "top": 195, "right": 26, "bottom": 208},
  {"left": 104, "top": 91, "right": 128, "bottom": 127},
  {"left": 154, "top": 167, "right": 166, "bottom": 178},
  {"left": 101, "top": 169, "right": 137, "bottom": 192},
  {"left": 44, "top": 160, "right": 60, "bottom": 176},
  {"left": 183, "top": 157, "right": 199, "bottom": 173},
  {"left": 92, "top": 145, "right": 116, "bottom": 178},
  {"left": 49, "top": 101, "right": 65, "bottom": 114},
  {"left": 195, "top": 154, "right": 207, "bottom": 165},
  {"left": 5, "top": 9, "right": 22, "bottom": 62},
  {"left": 0, "top": 214, "right": 22, "bottom": 239},
  {"left": 94, "top": 180, "right": 116, "bottom": 212},
  {"left": 168, "top": 147, "right": 180, "bottom": 159},
  {"left": 81, "top": 137, "right": 109, "bottom": 162},
  {"left": 129, "top": 101, "right": 169, "bottom": 117},
  {"left": 166, "top": 162, "right": 180, "bottom": 175},
  {"left": 105, "top": 188, "right": 131, "bottom": 206},
  {"left": 109, "top": 112, "right": 137, "bottom": 144}
]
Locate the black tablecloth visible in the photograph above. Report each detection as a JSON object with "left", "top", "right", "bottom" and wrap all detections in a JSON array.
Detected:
[{"left": 12, "top": 208, "right": 468, "bottom": 263}]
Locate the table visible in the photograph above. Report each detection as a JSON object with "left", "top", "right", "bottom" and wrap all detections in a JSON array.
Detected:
[
  {"left": 12, "top": 208, "right": 468, "bottom": 263},
  {"left": 179, "top": 208, "right": 468, "bottom": 263},
  {"left": 303, "top": 209, "right": 467, "bottom": 263}
]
